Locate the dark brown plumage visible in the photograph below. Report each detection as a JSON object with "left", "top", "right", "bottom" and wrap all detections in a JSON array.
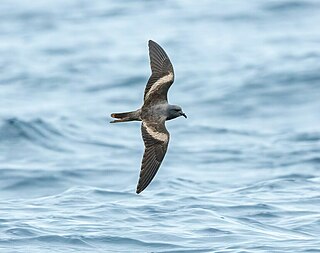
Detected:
[{"left": 110, "top": 40, "right": 186, "bottom": 194}]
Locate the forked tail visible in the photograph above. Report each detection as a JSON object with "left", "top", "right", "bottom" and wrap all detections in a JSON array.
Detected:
[{"left": 110, "top": 109, "right": 141, "bottom": 123}]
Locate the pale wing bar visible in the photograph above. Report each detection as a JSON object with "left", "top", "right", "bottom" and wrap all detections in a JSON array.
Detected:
[
  {"left": 143, "top": 40, "right": 174, "bottom": 102},
  {"left": 136, "top": 121, "right": 169, "bottom": 194}
]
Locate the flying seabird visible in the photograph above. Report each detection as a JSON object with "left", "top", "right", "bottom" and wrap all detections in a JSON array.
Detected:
[{"left": 110, "top": 40, "right": 187, "bottom": 194}]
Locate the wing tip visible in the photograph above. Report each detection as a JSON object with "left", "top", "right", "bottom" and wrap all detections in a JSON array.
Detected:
[
  {"left": 136, "top": 185, "right": 144, "bottom": 194},
  {"left": 136, "top": 177, "right": 150, "bottom": 194},
  {"left": 149, "top": 40, "right": 162, "bottom": 49}
]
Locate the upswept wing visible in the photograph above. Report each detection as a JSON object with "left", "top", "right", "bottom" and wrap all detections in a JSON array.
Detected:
[
  {"left": 144, "top": 40, "right": 174, "bottom": 103},
  {"left": 136, "top": 121, "right": 170, "bottom": 194}
]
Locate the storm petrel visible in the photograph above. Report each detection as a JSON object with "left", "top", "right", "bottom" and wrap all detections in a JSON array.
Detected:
[{"left": 110, "top": 40, "right": 187, "bottom": 194}]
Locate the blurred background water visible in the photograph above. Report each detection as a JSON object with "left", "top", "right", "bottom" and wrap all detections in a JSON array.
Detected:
[{"left": 1, "top": 0, "right": 320, "bottom": 252}]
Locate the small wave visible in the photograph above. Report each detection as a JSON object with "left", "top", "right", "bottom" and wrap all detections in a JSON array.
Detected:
[
  {"left": 0, "top": 235, "right": 94, "bottom": 248},
  {"left": 180, "top": 124, "right": 266, "bottom": 138},
  {"left": 27, "top": 186, "right": 136, "bottom": 204},
  {"left": 86, "top": 75, "right": 145, "bottom": 93},
  {"left": 236, "top": 216, "right": 315, "bottom": 240},
  {"left": 84, "top": 235, "right": 186, "bottom": 251},
  {"left": 264, "top": 1, "right": 317, "bottom": 13},
  {"left": 5, "top": 227, "right": 38, "bottom": 237},
  {"left": 290, "top": 132, "right": 320, "bottom": 142},
  {"left": 0, "top": 118, "right": 67, "bottom": 152},
  {"left": 33, "top": 235, "right": 92, "bottom": 246},
  {"left": 277, "top": 173, "right": 315, "bottom": 180},
  {"left": 196, "top": 227, "right": 231, "bottom": 235},
  {"left": 3, "top": 174, "right": 62, "bottom": 191},
  {"left": 234, "top": 174, "right": 316, "bottom": 194}
]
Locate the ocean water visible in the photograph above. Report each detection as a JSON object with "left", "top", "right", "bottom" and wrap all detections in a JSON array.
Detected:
[{"left": 1, "top": 0, "right": 320, "bottom": 252}]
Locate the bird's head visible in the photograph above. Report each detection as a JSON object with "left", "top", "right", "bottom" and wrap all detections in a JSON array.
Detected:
[{"left": 167, "top": 105, "right": 187, "bottom": 120}]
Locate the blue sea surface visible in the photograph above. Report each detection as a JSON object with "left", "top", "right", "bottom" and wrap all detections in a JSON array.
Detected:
[{"left": 1, "top": 0, "right": 320, "bottom": 252}]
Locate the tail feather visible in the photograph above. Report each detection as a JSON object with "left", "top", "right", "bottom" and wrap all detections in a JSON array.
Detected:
[
  {"left": 111, "top": 112, "right": 132, "bottom": 119},
  {"left": 110, "top": 110, "right": 141, "bottom": 123}
]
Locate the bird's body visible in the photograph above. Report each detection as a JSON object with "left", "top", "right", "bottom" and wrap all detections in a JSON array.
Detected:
[{"left": 110, "top": 40, "right": 186, "bottom": 194}]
